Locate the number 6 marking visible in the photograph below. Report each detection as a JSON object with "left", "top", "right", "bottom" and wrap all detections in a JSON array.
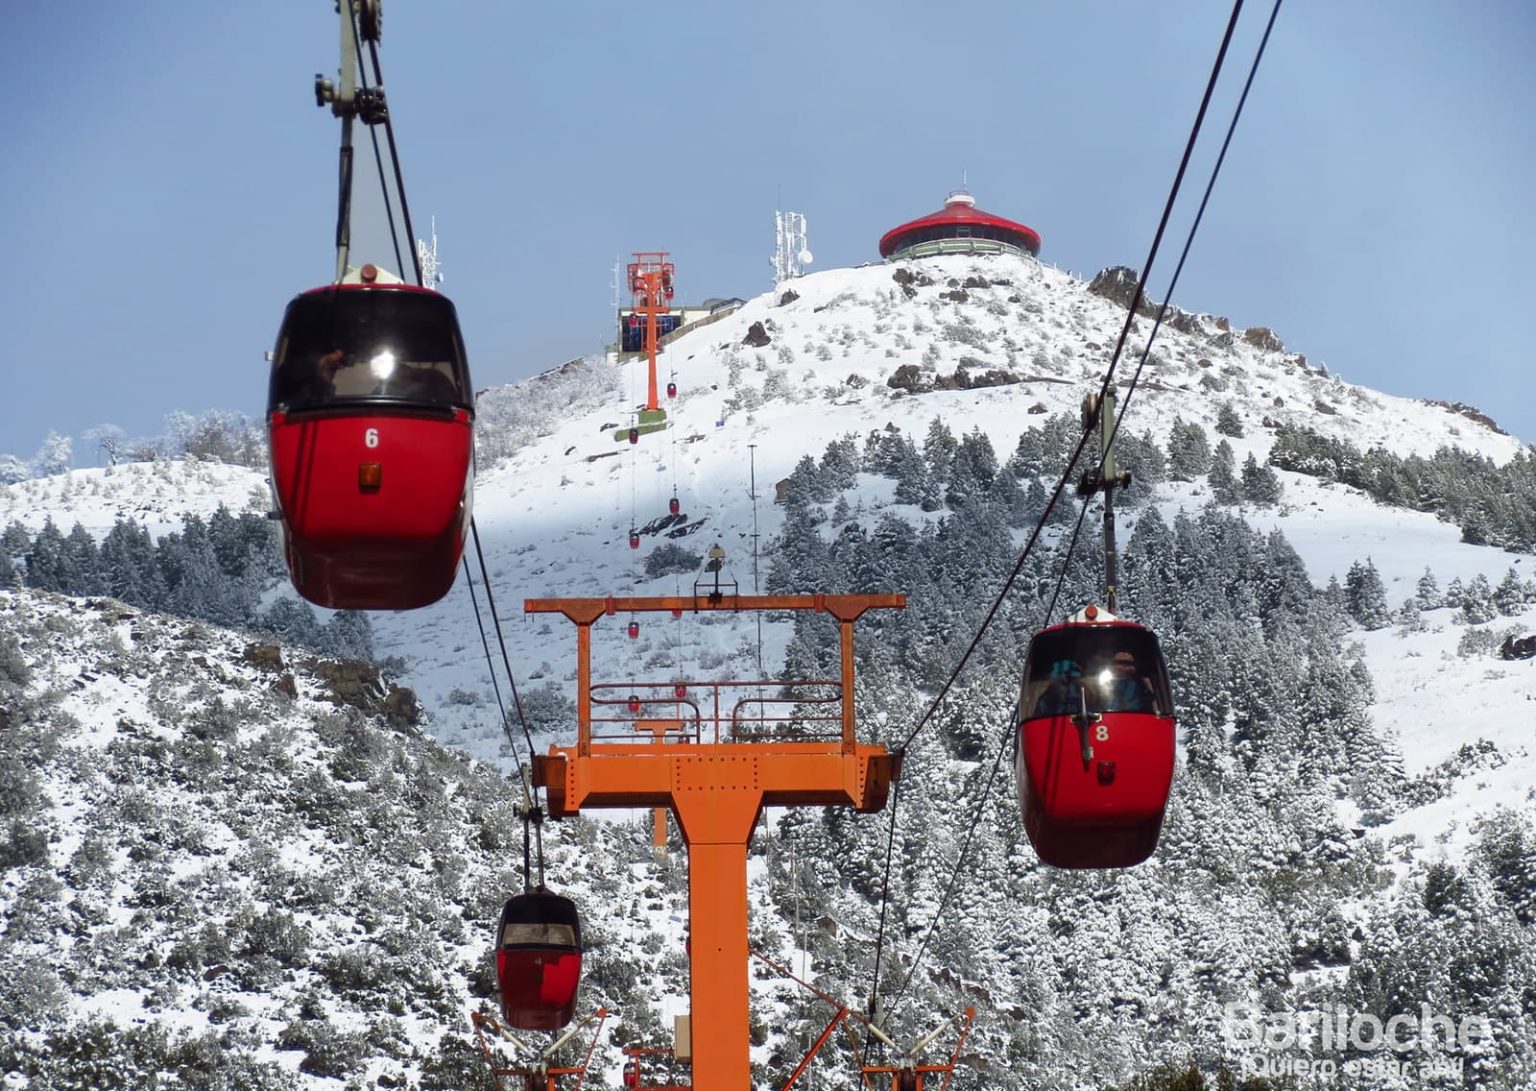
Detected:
[
  {"left": 365, "top": 427, "right": 380, "bottom": 448},
  {"left": 1095, "top": 724, "right": 1110, "bottom": 742}
]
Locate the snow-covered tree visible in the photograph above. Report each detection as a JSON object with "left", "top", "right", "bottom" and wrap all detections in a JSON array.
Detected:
[
  {"left": 1344, "top": 558, "right": 1391, "bottom": 629},
  {"left": 1415, "top": 566, "right": 1443, "bottom": 609},
  {"left": 1239, "top": 452, "right": 1282, "bottom": 506},
  {"left": 29, "top": 431, "right": 72, "bottom": 477},
  {"left": 1461, "top": 573, "right": 1496, "bottom": 624},
  {"left": 922, "top": 417, "right": 958, "bottom": 483},
  {"left": 1208, "top": 439, "right": 1239, "bottom": 504},
  {"left": 83, "top": 424, "right": 127, "bottom": 467},
  {"left": 1493, "top": 566, "right": 1527, "bottom": 616},
  {"left": 1165, "top": 418, "right": 1212, "bottom": 481},
  {"left": 1214, "top": 401, "right": 1244, "bottom": 438}
]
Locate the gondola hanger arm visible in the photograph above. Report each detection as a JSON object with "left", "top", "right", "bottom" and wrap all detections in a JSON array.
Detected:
[{"left": 543, "top": 1006, "right": 607, "bottom": 1061}]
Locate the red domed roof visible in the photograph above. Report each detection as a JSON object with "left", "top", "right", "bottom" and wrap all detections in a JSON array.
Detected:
[{"left": 879, "top": 190, "right": 1041, "bottom": 259}]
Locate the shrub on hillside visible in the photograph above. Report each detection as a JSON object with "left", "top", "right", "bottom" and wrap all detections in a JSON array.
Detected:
[{"left": 644, "top": 543, "right": 702, "bottom": 579}]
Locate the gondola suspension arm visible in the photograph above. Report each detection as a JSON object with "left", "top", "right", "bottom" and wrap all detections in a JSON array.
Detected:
[{"left": 314, "top": 0, "right": 387, "bottom": 283}]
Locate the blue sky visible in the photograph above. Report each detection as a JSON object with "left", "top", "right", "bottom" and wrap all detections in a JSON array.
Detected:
[{"left": 2, "top": 1, "right": 1532, "bottom": 462}]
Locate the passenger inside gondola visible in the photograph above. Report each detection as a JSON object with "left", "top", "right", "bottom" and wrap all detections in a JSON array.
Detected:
[
  {"left": 1032, "top": 658, "right": 1083, "bottom": 717},
  {"left": 1096, "top": 651, "right": 1156, "bottom": 713},
  {"left": 1022, "top": 627, "right": 1172, "bottom": 722},
  {"left": 270, "top": 288, "right": 472, "bottom": 413}
]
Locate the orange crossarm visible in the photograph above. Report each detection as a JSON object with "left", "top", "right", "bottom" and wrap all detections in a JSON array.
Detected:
[{"left": 524, "top": 593, "right": 906, "bottom": 625}]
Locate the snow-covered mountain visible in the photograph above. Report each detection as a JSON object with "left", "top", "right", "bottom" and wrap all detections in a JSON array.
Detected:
[
  {"left": 4, "top": 251, "right": 1535, "bottom": 1090},
  {"left": 368, "top": 252, "right": 1529, "bottom": 758}
]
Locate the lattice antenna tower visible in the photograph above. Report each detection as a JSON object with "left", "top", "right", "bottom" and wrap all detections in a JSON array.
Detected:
[
  {"left": 772, "top": 210, "right": 813, "bottom": 286},
  {"left": 415, "top": 216, "right": 443, "bottom": 286}
]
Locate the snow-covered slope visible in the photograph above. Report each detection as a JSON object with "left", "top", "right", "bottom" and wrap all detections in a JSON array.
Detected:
[
  {"left": 0, "top": 589, "right": 693, "bottom": 1088},
  {"left": 0, "top": 460, "right": 267, "bottom": 536},
  {"left": 361, "top": 253, "right": 1529, "bottom": 759},
  {"left": 6, "top": 252, "right": 1535, "bottom": 1089}
]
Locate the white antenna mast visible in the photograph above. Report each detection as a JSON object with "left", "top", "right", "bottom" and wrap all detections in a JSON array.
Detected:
[
  {"left": 772, "top": 210, "right": 813, "bottom": 287},
  {"left": 415, "top": 216, "right": 443, "bottom": 286}
]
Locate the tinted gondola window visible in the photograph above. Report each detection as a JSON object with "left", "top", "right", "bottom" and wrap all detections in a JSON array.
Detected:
[
  {"left": 500, "top": 922, "right": 579, "bottom": 947},
  {"left": 1021, "top": 627, "right": 1173, "bottom": 721},
  {"left": 271, "top": 288, "right": 472, "bottom": 412}
]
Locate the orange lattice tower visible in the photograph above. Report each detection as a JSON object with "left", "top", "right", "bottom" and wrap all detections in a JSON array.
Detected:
[
  {"left": 529, "top": 591, "right": 905, "bottom": 1091},
  {"left": 631, "top": 251, "right": 673, "bottom": 411}
]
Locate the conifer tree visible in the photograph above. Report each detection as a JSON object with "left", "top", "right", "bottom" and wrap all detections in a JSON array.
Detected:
[
  {"left": 261, "top": 597, "right": 322, "bottom": 646},
  {"left": 0, "top": 523, "right": 30, "bottom": 560},
  {"left": 1166, "top": 418, "right": 1212, "bottom": 481},
  {"left": 1214, "top": 402, "right": 1244, "bottom": 438},
  {"left": 321, "top": 611, "right": 374, "bottom": 659},
  {"left": 1208, "top": 440, "right": 1239, "bottom": 504},
  {"left": 818, "top": 435, "right": 860, "bottom": 494},
  {"left": 1415, "top": 566, "right": 1442, "bottom": 609},
  {"left": 889, "top": 437, "right": 937, "bottom": 510},
  {"left": 102, "top": 517, "right": 155, "bottom": 605},
  {"left": 1462, "top": 573, "right": 1496, "bottom": 624},
  {"left": 945, "top": 428, "right": 998, "bottom": 508},
  {"left": 922, "top": 417, "right": 958, "bottom": 483},
  {"left": 1493, "top": 567, "right": 1526, "bottom": 616},
  {"left": 1344, "top": 558, "right": 1391, "bottom": 629},
  {"left": 64, "top": 523, "right": 106, "bottom": 596},
  {"left": 23, "top": 519, "right": 73, "bottom": 593},
  {"left": 1240, "top": 453, "right": 1283, "bottom": 506}
]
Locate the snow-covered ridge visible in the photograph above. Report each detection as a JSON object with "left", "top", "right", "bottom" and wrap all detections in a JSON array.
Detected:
[
  {"left": 5, "top": 253, "right": 1526, "bottom": 768},
  {"left": 0, "top": 459, "right": 266, "bottom": 537}
]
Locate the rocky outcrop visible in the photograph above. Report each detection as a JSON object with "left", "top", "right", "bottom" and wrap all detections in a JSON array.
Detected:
[
  {"left": 1429, "top": 400, "right": 1507, "bottom": 436},
  {"left": 1088, "top": 267, "right": 1155, "bottom": 318},
  {"left": 307, "top": 657, "right": 421, "bottom": 728},
  {"left": 887, "top": 364, "right": 1022, "bottom": 395},
  {"left": 1243, "top": 326, "right": 1285, "bottom": 352},
  {"left": 1500, "top": 634, "right": 1536, "bottom": 661},
  {"left": 243, "top": 643, "right": 284, "bottom": 672},
  {"left": 742, "top": 321, "right": 772, "bottom": 347}
]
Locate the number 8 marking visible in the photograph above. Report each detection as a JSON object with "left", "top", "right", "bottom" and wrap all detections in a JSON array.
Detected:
[
  {"left": 365, "top": 427, "right": 379, "bottom": 448},
  {"left": 1095, "top": 724, "right": 1110, "bottom": 742}
]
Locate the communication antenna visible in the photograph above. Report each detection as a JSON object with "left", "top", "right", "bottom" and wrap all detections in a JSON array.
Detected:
[
  {"left": 772, "top": 210, "right": 813, "bottom": 286},
  {"left": 415, "top": 216, "right": 443, "bottom": 287},
  {"left": 611, "top": 254, "right": 623, "bottom": 310}
]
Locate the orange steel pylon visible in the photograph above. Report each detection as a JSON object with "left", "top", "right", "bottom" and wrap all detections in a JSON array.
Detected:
[
  {"left": 528, "top": 593, "right": 906, "bottom": 1091},
  {"left": 628, "top": 252, "right": 674, "bottom": 412}
]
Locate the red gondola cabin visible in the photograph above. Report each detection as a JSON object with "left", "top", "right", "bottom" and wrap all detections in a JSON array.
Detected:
[
  {"left": 267, "top": 268, "right": 474, "bottom": 610},
  {"left": 1015, "top": 606, "right": 1175, "bottom": 868},
  {"left": 496, "top": 888, "right": 583, "bottom": 1030}
]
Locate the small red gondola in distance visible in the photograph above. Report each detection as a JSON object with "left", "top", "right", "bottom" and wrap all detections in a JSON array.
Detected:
[
  {"left": 495, "top": 887, "right": 583, "bottom": 1030},
  {"left": 266, "top": 265, "right": 474, "bottom": 610},
  {"left": 1015, "top": 605, "right": 1175, "bottom": 868}
]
